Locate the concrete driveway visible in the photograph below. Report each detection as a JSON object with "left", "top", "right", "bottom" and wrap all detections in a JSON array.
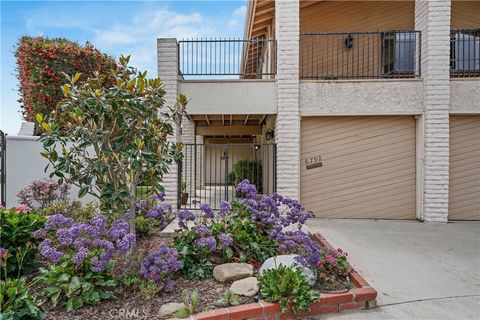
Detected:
[{"left": 306, "top": 219, "right": 480, "bottom": 319}]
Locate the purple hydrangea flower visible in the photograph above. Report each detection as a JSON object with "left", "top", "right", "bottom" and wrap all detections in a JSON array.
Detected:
[
  {"left": 219, "top": 201, "right": 231, "bottom": 215},
  {"left": 44, "top": 214, "right": 73, "bottom": 229},
  {"left": 194, "top": 223, "right": 210, "bottom": 237},
  {"left": 196, "top": 236, "right": 217, "bottom": 251},
  {"left": 72, "top": 247, "right": 88, "bottom": 265},
  {"left": 177, "top": 210, "right": 195, "bottom": 229},
  {"left": 39, "top": 239, "right": 64, "bottom": 263},
  {"left": 140, "top": 245, "right": 182, "bottom": 292},
  {"left": 218, "top": 233, "right": 233, "bottom": 247},
  {"left": 199, "top": 203, "right": 214, "bottom": 218},
  {"left": 235, "top": 179, "right": 258, "bottom": 199}
]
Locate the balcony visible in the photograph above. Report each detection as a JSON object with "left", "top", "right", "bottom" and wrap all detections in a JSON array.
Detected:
[
  {"left": 300, "top": 31, "right": 421, "bottom": 80},
  {"left": 178, "top": 38, "right": 276, "bottom": 80},
  {"left": 450, "top": 29, "right": 480, "bottom": 78}
]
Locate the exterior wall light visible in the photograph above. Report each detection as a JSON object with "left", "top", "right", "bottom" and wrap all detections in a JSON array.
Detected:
[
  {"left": 265, "top": 129, "right": 274, "bottom": 140},
  {"left": 345, "top": 34, "right": 354, "bottom": 49}
]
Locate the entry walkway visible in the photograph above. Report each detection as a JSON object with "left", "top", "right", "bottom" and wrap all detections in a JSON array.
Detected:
[{"left": 306, "top": 219, "right": 480, "bottom": 319}]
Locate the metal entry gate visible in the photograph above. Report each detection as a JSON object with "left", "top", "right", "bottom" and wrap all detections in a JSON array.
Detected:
[{"left": 178, "top": 143, "right": 276, "bottom": 210}]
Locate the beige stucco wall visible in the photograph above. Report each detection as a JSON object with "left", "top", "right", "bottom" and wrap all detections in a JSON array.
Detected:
[
  {"left": 179, "top": 80, "right": 276, "bottom": 115},
  {"left": 299, "top": 80, "right": 424, "bottom": 115},
  {"left": 450, "top": 79, "right": 480, "bottom": 114}
]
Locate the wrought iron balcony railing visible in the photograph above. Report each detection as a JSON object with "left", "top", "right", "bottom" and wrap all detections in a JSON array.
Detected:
[
  {"left": 178, "top": 38, "right": 277, "bottom": 79},
  {"left": 450, "top": 29, "right": 480, "bottom": 77},
  {"left": 300, "top": 31, "right": 421, "bottom": 80}
]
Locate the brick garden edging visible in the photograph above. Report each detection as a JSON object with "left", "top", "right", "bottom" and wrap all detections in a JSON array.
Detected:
[{"left": 172, "top": 233, "right": 377, "bottom": 320}]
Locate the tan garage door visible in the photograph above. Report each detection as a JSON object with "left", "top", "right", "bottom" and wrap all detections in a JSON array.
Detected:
[
  {"left": 449, "top": 115, "right": 480, "bottom": 220},
  {"left": 301, "top": 116, "right": 416, "bottom": 219}
]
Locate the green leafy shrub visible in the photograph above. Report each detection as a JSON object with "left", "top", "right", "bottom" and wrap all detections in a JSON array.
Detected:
[
  {"left": 15, "top": 36, "right": 117, "bottom": 127},
  {"left": 0, "top": 278, "right": 45, "bottom": 320},
  {"left": 44, "top": 200, "right": 100, "bottom": 222},
  {"left": 135, "top": 215, "right": 159, "bottom": 237},
  {"left": 230, "top": 160, "right": 262, "bottom": 192},
  {"left": 0, "top": 208, "right": 45, "bottom": 278},
  {"left": 259, "top": 265, "right": 320, "bottom": 313},
  {"left": 38, "top": 260, "right": 116, "bottom": 311}
]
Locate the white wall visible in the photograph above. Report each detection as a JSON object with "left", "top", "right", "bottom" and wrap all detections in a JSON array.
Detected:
[
  {"left": 179, "top": 80, "right": 276, "bottom": 115},
  {"left": 300, "top": 80, "right": 424, "bottom": 115},
  {"left": 5, "top": 136, "right": 95, "bottom": 207},
  {"left": 450, "top": 79, "right": 480, "bottom": 114}
]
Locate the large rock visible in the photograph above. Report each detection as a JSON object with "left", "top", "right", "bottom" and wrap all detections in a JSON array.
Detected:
[
  {"left": 258, "top": 254, "right": 316, "bottom": 285},
  {"left": 230, "top": 277, "right": 259, "bottom": 297},
  {"left": 158, "top": 302, "right": 184, "bottom": 317},
  {"left": 213, "top": 263, "right": 254, "bottom": 282}
]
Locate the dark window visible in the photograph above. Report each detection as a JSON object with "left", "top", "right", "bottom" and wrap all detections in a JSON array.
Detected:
[
  {"left": 382, "top": 32, "right": 416, "bottom": 75},
  {"left": 451, "top": 30, "right": 480, "bottom": 74}
]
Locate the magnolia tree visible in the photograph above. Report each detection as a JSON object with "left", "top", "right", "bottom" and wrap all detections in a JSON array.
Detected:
[{"left": 37, "top": 55, "right": 187, "bottom": 236}]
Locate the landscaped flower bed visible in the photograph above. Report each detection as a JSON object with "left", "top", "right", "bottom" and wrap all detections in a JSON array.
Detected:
[{"left": 1, "top": 179, "right": 376, "bottom": 320}]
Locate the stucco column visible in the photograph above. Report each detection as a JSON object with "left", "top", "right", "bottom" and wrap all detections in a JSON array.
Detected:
[
  {"left": 415, "top": 0, "right": 451, "bottom": 222},
  {"left": 157, "top": 38, "right": 180, "bottom": 210},
  {"left": 275, "top": 0, "right": 300, "bottom": 200}
]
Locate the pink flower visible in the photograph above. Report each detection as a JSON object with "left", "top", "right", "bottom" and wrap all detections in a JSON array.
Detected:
[
  {"left": 337, "top": 248, "right": 344, "bottom": 254},
  {"left": 326, "top": 254, "right": 335, "bottom": 264},
  {"left": 16, "top": 205, "right": 31, "bottom": 213}
]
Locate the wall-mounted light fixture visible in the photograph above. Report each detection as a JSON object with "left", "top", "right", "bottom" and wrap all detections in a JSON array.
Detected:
[
  {"left": 254, "top": 144, "right": 261, "bottom": 150},
  {"left": 345, "top": 34, "right": 354, "bottom": 49},
  {"left": 265, "top": 129, "right": 274, "bottom": 140}
]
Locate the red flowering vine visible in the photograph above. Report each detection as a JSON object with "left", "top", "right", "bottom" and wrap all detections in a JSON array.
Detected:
[{"left": 15, "top": 36, "right": 117, "bottom": 131}]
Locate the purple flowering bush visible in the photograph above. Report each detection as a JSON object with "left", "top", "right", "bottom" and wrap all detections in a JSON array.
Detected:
[
  {"left": 174, "top": 179, "right": 315, "bottom": 279},
  {"left": 135, "top": 193, "right": 174, "bottom": 237},
  {"left": 140, "top": 245, "right": 182, "bottom": 292},
  {"left": 17, "top": 179, "right": 70, "bottom": 210},
  {"left": 35, "top": 213, "right": 136, "bottom": 311}
]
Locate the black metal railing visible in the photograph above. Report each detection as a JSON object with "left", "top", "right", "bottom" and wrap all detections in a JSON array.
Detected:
[
  {"left": 178, "top": 38, "right": 277, "bottom": 79},
  {"left": 300, "top": 31, "right": 421, "bottom": 80},
  {"left": 178, "top": 143, "right": 276, "bottom": 210},
  {"left": 0, "top": 130, "right": 6, "bottom": 207},
  {"left": 450, "top": 29, "right": 480, "bottom": 77}
]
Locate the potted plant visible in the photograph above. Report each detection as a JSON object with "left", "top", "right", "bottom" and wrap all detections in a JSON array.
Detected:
[{"left": 180, "top": 180, "right": 188, "bottom": 205}]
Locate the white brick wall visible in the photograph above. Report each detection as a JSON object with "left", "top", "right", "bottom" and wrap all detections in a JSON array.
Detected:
[
  {"left": 157, "top": 38, "right": 180, "bottom": 210},
  {"left": 275, "top": 0, "right": 300, "bottom": 200},
  {"left": 415, "top": 0, "right": 451, "bottom": 222}
]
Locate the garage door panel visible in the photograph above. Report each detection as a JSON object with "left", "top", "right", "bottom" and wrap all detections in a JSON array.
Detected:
[
  {"left": 302, "top": 118, "right": 415, "bottom": 146},
  {"left": 301, "top": 116, "right": 416, "bottom": 219},
  {"left": 302, "top": 165, "right": 415, "bottom": 198},
  {"left": 304, "top": 128, "right": 415, "bottom": 157},
  {"left": 317, "top": 201, "right": 416, "bottom": 220},
  {"left": 301, "top": 154, "right": 415, "bottom": 186},
  {"left": 449, "top": 115, "right": 480, "bottom": 220},
  {"left": 309, "top": 182, "right": 416, "bottom": 212},
  {"left": 301, "top": 116, "right": 413, "bottom": 142}
]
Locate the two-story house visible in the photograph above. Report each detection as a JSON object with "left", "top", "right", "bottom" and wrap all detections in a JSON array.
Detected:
[{"left": 158, "top": 0, "right": 479, "bottom": 223}]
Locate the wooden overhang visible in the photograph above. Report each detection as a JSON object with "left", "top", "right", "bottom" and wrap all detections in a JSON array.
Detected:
[{"left": 190, "top": 114, "right": 266, "bottom": 138}]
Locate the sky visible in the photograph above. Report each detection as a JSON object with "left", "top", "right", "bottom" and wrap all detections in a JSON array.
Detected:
[{"left": 0, "top": 0, "right": 247, "bottom": 135}]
